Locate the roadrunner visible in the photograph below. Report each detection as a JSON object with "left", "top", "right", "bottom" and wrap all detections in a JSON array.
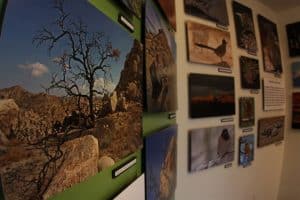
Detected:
[{"left": 195, "top": 39, "right": 227, "bottom": 62}]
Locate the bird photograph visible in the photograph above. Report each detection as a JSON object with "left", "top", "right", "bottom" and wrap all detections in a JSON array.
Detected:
[{"left": 186, "top": 21, "right": 233, "bottom": 68}]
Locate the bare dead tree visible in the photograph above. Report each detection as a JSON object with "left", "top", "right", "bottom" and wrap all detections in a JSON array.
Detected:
[{"left": 33, "top": 0, "right": 120, "bottom": 125}]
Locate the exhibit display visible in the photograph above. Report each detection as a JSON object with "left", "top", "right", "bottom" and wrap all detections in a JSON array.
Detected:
[
  {"left": 292, "top": 93, "right": 300, "bottom": 129},
  {"left": 156, "top": 0, "right": 176, "bottom": 30},
  {"left": 258, "top": 15, "right": 282, "bottom": 74},
  {"left": 239, "top": 134, "right": 254, "bottom": 167},
  {"left": 145, "top": 0, "right": 177, "bottom": 112},
  {"left": 233, "top": 1, "right": 257, "bottom": 52},
  {"left": 240, "top": 56, "right": 260, "bottom": 90},
  {"left": 258, "top": 116, "right": 285, "bottom": 147},
  {"left": 292, "top": 62, "right": 300, "bottom": 87},
  {"left": 263, "top": 78, "right": 285, "bottom": 111},
  {"left": 189, "top": 125, "right": 235, "bottom": 172},
  {"left": 239, "top": 97, "right": 255, "bottom": 128},
  {"left": 0, "top": 0, "right": 143, "bottom": 199},
  {"left": 189, "top": 74, "right": 235, "bottom": 118},
  {"left": 286, "top": 21, "right": 300, "bottom": 57},
  {"left": 145, "top": 125, "right": 177, "bottom": 200},
  {"left": 184, "top": 0, "right": 229, "bottom": 26},
  {"left": 186, "top": 21, "right": 233, "bottom": 68}
]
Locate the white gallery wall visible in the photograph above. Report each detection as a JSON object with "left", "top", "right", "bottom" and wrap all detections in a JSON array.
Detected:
[
  {"left": 175, "top": 0, "right": 287, "bottom": 200},
  {"left": 277, "top": 5, "right": 300, "bottom": 200}
]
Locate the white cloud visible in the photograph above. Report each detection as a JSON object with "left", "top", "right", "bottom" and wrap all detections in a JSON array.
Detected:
[
  {"left": 19, "top": 62, "right": 49, "bottom": 77},
  {"left": 81, "top": 78, "right": 116, "bottom": 96}
]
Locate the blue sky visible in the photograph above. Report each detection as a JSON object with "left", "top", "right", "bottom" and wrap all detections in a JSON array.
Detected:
[{"left": 0, "top": 0, "right": 133, "bottom": 95}]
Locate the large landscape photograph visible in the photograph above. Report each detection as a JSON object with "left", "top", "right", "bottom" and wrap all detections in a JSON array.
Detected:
[
  {"left": 189, "top": 74, "right": 235, "bottom": 118},
  {"left": 0, "top": 0, "right": 143, "bottom": 199},
  {"left": 145, "top": 0, "right": 177, "bottom": 112}
]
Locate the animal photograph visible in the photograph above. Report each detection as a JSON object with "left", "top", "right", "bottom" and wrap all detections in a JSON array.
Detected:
[
  {"left": 286, "top": 21, "right": 300, "bottom": 57},
  {"left": 120, "top": 0, "right": 142, "bottom": 18},
  {"left": 189, "top": 74, "right": 235, "bottom": 118},
  {"left": 240, "top": 56, "right": 260, "bottom": 89},
  {"left": 145, "top": 0, "right": 177, "bottom": 112},
  {"left": 157, "top": 0, "right": 176, "bottom": 30},
  {"left": 145, "top": 125, "right": 177, "bottom": 200},
  {"left": 239, "top": 134, "right": 254, "bottom": 167},
  {"left": 258, "top": 15, "right": 282, "bottom": 74},
  {"left": 292, "top": 62, "right": 300, "bottom": 87},
  {"left": 184, "top": 0, "right": 229, "bottom": 26},
  {"left": 292, "top": 93, "right": 300, "bottom": 129},
  {"left": 0, "top": 0, "right": 143, "bottom": 199},
  {"left": 233, "top": 1, "right": 257, "bottom": 52},
  {"left": 258, "top": 116, "right": 285, "bottom": 147},
  {"left": 186, "top": 21, "right": 233, "bottom": 68},
  {"left": 189, "top": 125, "right": 235, "bottom": 172},
  {"left": 239, "top": 97, "right": 255, "bottom": 128}
]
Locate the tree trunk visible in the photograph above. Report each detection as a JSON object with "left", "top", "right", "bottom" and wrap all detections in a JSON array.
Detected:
[{"left": 89, "top": 82, "right": 95, "bottom": 126}]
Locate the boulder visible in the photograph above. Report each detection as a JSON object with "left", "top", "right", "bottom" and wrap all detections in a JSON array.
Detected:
[
  {"left": 0, "top": 99, "right": 19, "bottom": 138},
  {"left": 98, "top": 156, "right": 115, "bottom": 172},
  {"left": 0, "top": 99, "right": 19, "bottom": 114},
  {"left": 42, "top": 135, "right": 99, "bottom": 199},
  {"left": 110, "top": 91, "right": 118, "bottom": 113}
]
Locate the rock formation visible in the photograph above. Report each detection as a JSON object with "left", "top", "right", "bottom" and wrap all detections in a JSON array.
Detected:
[{"left": 98, "top": 156, "right": 115, "bottom": 172}]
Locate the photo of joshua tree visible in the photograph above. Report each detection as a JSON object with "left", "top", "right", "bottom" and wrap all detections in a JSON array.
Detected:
[
  {"left": 157, "top": 0, "right": 177, "bottom": 30},
  {"left": 0, "top": 0, "right": 143, "bottom": 199},
  {"left": 145, "top": 0, "right": 177, "bottom": 112},
  {"left": 239, "top": 97, "right": 255, "bottom": 128},
  {"left": 189, "top": 74, "right": 235, "bottom": 118},
  {"left": 145, "top": 125, "right": 177, "bottom": 200},
  {"left": 240, "top": 56, "right": 260, "bottom": 89},
  {"left": 184, "top": 0, "right": 229, "bottom": 26},
  {"left": 292, "top": 93, "right": 300, "bottom": 129},
  {"left": 233, "top": 1, "right": 257, "bottom": 52},
  {"left": 186, "top": 21, "right": 233, "bottom": 68},
  {"left": 258, "top": 15, "right": 282, "bottom": 74},
  {"left": 292, "top": 62, "right": 300, "bottom": 87},
  {"left": 239, "top": 134, "right": 254, "bottom": 167},
  {"left": 286, "top": 22, "right": 300, "bottom": 57},
  {"left": 258, "top": 116, "right": 285, "bottom": 147},
  {"left": 189, "top": 125, "right": 234, "bottom": 172},
  {"left": 120, "top": 0, "right": 142, "bottom": 18}
]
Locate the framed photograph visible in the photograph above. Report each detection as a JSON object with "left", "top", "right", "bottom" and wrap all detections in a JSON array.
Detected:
[
  {"left": 189, "top": 125, "right": 235, "bottom": 172},
  {"left": 145, "top": 125, "right": 177, "bottom": 200},
  {"left": 120, "top": 0, "right": 142, "bottom": 18},
  {"left": 286, "top": 21, "right": 300, "bottom": 57},
  {"left": 258, "top": 15, "right": 282, "bottom": 74},
  {"left": 189, "top": 73, "right": 235, "bottom": 118},
  {"left": 240, "top": 56, "right": 260, "bottom": 89},
  {"left": 233, "top": 1, "right": 257, "bottom": 52},
  {"left": 239, "top": 97, "right": 255, "bottom": 128},
  {"left": 186, "top": 21, "right": 233, "bottom": 68},
  {"left": 156, "top": 0, "right": 176, "bottom": 30},
  {"left": 239, "top": 134, "right": 254, "bottom": 167},
  {"left": 184, "top": 0, "right": 229, "bottom": 26},
  {"left": 145, "top": 0, "right": 177, "bottom": 112},
  {"left": 258, "top": 116, "right": 285, "bottom": 147},
  {"left": 292, "top": 62, "right": 300, "bottom": 87},
  {"left": 292, "top": 93, "right": 300, "bottom": 129},
  {"left": 0, "top": 0, "right": 143, "bottom": 199}
]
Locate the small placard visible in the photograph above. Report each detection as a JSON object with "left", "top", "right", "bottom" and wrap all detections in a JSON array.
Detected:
[
  {"left": 250, "top": 90, "right": 259, "bottom": 94},
  {"left": 275, "top": 141, "right": 283, "bottom": 146},
  {"left": 224, "top": 163, "right": 232, "bottom": 169},
  {"left": 221, "top": 117, "right": 234, "bottom": 123},
  {"left": 168, "top": 112, "right": 176, "bottom": 119},
  {"left": 112, "top": 157, "right": 137, "bottom": 178},
  {"left": 274, "top": 73, "right": 282, "bottom": 78},
  {"left": 247, "top": 49, "right": 257, "bottom": 56},
  {"left": 218, "top": 67, "right": 232, "bottom": 74},
  {"left": 118, "top": 14, "right": 134, "bottom": 33},
  {"left": 242, "top": 128, "right": 253, "bottom": 133},
  {"left": 216, "top": 23, "right": 228, "bottom": 31}
]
